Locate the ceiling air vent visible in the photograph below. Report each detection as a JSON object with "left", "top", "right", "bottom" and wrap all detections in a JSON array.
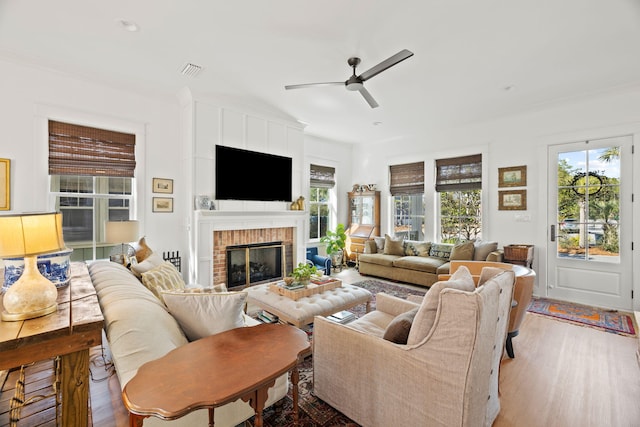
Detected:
[{"left": 180, "top": 63, "right": 203, "bottom": 77}]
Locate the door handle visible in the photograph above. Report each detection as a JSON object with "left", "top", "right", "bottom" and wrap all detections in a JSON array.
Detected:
[{"left": 550, "top": 224, "right": 556, "bottom": 242}]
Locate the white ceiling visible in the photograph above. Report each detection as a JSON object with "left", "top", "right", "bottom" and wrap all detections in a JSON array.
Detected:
[{"left": 1, "top": 0, "right": 640, "bottom": 144}]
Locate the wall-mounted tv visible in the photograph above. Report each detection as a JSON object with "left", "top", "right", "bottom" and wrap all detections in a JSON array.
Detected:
[{"left": 215, "top": 145, "right": 293, "bottom": 202}]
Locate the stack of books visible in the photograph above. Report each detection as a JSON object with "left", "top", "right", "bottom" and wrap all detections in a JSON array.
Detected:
[
  {"left": 258, "top": 310, "right": 279, "bottom": 324},
  {"left": 310, "top": 275, "right": 334, "bottom": 285},
  {"left": 284, "top": 282, "right": 305, "bottom": 290},
  {"left": 327, "top": 310, "right": 356, "bottom": 324}
]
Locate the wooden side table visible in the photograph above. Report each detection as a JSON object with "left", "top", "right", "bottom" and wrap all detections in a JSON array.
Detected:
[
  {"left": 0, "top": 262, "right": 104, "bottom": 426},
  {"left": 123, "top": 323, "right": 310, "bottom": 427}
]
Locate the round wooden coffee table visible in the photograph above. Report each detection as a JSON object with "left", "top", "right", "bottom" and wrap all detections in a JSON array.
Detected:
[{"left": 123, "top": 323, "right": 310, "bottom": 427}]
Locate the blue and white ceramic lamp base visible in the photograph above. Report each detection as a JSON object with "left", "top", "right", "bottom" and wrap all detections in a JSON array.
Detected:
[{"left": 2, "top": 248, "right": 73, "bottom": 293}]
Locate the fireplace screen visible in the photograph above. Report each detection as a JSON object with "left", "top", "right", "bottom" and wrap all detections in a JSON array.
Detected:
[{"left": 226, "top": 242, "right": 284, "bottom": 288}]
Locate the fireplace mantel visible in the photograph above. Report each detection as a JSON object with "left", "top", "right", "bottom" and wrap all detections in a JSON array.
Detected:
[{"left": 191, "top": 210, "right": 307, "bottom": 286}]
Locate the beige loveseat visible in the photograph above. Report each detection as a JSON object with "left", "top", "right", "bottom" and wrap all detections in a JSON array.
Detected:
[
  {"left": 88, "top": 260, "right": 288, "bottom": 427},
  {"left": 313, "top": 266, "right": 515, "bottom": 426},
  {"left": 358, "top": 236, "right": 502, "bottom": 287}
]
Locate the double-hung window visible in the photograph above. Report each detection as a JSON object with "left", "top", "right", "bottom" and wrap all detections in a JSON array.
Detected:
[
  {"left": 309, "top": 164, "right": 335, "bottom": 240},
  {"left": 435, "top": 154, "right": 482, "bottom": 242},
  {"left": 390, "top": 161, "right": 425, "bottom": 240},
  {"left": 48, "top": 120, "right": 136, "bottom": 260}
]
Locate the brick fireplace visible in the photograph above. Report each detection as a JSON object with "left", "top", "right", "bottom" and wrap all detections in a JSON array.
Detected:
[
  {"left": 213, "top": 228, "right": 294, "bottom": 287},
  {"left": 192, "top": 210, "right": 307, "bottom": 287}
]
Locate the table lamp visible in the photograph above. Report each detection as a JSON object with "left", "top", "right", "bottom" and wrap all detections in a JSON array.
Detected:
[
  {"left": 105, "top": 220, "right": 139, "bottom": 262},
  {"left": 0, "top": 212, "right": 65, "bottom": 321}
]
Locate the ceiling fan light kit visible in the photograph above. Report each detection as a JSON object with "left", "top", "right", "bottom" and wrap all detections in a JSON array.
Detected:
[{"left": 285, "top": 49, "right": 413, "bottom": 108}]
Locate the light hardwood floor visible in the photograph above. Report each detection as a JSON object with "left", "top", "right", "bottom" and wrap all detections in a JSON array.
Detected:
[{"left": 88, "top": 269, "right": 640, "bottom": 427}]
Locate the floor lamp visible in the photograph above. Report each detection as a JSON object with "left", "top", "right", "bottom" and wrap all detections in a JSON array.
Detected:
[{"left": 0, "top": 212, "right": 66, "bottom": 321}]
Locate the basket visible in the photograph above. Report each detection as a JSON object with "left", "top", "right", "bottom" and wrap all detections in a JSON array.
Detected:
[{"left": 503, "top": 244, "right": 534, "bottom": 262}]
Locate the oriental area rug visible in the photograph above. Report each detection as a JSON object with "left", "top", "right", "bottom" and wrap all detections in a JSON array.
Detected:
[
  {"left": 249, "top": 279, "right": 426, "bottom": 427},
  {"left": 527, "top": 297, "right": 637, "bottom": 337}
]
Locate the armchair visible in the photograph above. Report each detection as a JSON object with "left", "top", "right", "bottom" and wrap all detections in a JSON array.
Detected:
[
  {"left": 313, "top": 268, "right": 515, "bottom": 427},
  {"left": 305, "top": 247, "right": 331, "bottom": 275}
]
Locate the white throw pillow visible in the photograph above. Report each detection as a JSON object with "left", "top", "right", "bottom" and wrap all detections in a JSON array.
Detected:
[
  {"left": 131, "top": 252, "right": 165, "bottom": 278},
  {"left": 162, "top": 290, "right": 248, "bottom": 341}
]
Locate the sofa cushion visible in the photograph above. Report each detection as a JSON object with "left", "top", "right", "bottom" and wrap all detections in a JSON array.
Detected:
[
  {"left": 359, "top": 253, "right": 402, "bottom": 267},
  {"left": 429, "top": 243, "right": 453, "bottom": 259},
  {"left": 373, "top": 236, "right": 386, "bottom": 253},
  {"left": 450, "top": 241, "right": 475, "bottom": 260},
  {"left": 383, "top": 307, "right": 419, "bottom": 344},
  {"left": 392, "top": 256, "right": 447, "bottom": 273},
  {"left": 141, "top": 261, "right": 186, "bottom": 303},
  {"left": 474, "top": 240, "right": 499, "bottom": 261},
  {"left": 406, "top": 266, "right": 475, "bottom": 345},
  {"left": 403, "top": 240, "right": 431, "bottom": 257},
  {"left": 383, "top": 234, "right": 405, "bottom": 256},
  {"left": 162, "top": 290, "right": 248, "bottom": 341}
]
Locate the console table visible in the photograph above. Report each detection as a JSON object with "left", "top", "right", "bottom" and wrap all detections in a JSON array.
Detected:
[{"left": 0, "top": 262, "right": 103, "bottom": 426}]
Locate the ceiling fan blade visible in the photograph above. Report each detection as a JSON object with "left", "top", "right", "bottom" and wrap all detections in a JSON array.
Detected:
[
  {"left": 358, "top": 49, "right": 414, "bottom": 82},
  {"left": 358, "top": 87, "right": 379, "bottom": 108},
  {"left": 284, "top": 82, "right": 343, "bottom": 90}
]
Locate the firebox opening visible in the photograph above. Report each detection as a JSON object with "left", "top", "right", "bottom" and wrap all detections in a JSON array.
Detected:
[{"left": 226, "top": 241, "right": 284, "bottom": 289}]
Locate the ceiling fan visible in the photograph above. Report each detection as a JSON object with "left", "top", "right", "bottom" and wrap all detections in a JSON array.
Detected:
[{"left": 284, "top": 49, "right": 414, "bottom": 108}]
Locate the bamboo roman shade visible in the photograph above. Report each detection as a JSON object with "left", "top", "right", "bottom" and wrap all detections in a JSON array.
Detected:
[
  {"left": 48, "top": 120, "right": 136, "bottom": 177},
  {"left": 435, "top": 154, "right": 482, "bottom": 192},
  {"left": 310, "top": 164, "right": 336, "bottom": 188},
  {"left": 389, "top": 161, "right": 424, "bottom": 195}
]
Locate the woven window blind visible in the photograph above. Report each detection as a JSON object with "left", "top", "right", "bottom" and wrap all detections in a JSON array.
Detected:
[
  {"left": 435, "top": 154, "right": 482, "bottom": 192},
  {"left": 389, "top": 161, "right": 424, "bottom": 195},
  {"left": 48, "top": 120, "right": 136, "bottom": 177},
  {"left": 310, "top": 164, "right": 336, "bottom": 188}
]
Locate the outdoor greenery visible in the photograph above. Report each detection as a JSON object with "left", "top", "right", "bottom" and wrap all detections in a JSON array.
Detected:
[
  {"left": 309, "top": 187, "right": 329, "bottom": 239},
  {"left": 440, "top": 189, "right": 482, "bottom": 243},
  {"left": 557, "top": 147, "right": 620, "bottom": 256}
]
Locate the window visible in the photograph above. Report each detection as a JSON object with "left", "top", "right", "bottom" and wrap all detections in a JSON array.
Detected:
[
  {"left": 309, "top": 164, "right": 335, "bottom": 240},
  {"left": 48, "top": 120, "right": 136, "bottom": 260},
  {"left": 390, "top": 162, "right": 424, "bottom": 240},
  {"left": 435, "top": 154, "right": 482, "bottom": 243}
]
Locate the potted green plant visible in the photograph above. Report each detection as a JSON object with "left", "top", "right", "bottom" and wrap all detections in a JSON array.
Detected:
[
  {"left": 321, "top": 223, "right": 348, "bottom": 268},
  {"left": 290, "top": 262, "right": 318, "bottom": 287}
]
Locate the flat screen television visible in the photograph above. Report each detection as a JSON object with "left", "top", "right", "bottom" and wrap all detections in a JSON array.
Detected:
[{"left": 215, "top": 145, "right": 292, "bottom": 202}]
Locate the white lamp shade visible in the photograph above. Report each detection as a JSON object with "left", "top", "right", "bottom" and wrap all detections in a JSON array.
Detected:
[
  {"left": 105, "top": 220, "right": 139, "bottom": 244},
  {"left": 0, "top": 212, "right": 65, "bottom": 258}
]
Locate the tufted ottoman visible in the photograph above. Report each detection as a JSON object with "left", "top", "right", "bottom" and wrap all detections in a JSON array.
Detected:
[{"left": 246, "top": 283, "right": 372, "bottom": 328}]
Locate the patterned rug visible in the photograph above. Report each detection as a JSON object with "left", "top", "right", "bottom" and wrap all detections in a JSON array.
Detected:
[
  {"left": 254, "top": 279, "right": 425, "bottom": 427},
  {"left": 527, "top": 297, "right": 637, "bottom": 337}
]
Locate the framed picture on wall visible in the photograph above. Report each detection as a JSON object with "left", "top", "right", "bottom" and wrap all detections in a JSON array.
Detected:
[
  {"left": 498, "top": 165, "right": 527, "bottom": 187},
  {"left": 0, "top": 158, "right": 9, "bottom": 210},
  {"left": 152, "top": 197, "right": 173, "bottom": 213},
  {"left": 152, "top": 178, "right": 173, "bottom": 194},
  {"left": 499, "top": 190, "right": 527, "bottom": 210}
]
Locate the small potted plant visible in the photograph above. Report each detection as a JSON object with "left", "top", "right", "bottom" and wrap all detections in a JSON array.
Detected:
[
  {"left": 290, "top": 262, "right": 318, "bottom": 287},
  {"left": 321, "top": 223, "right": 348, "bottom": 268}
]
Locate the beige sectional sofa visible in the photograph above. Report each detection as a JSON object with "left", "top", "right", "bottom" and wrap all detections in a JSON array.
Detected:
[
  {"left": 88, "top": 260, "right": 288, "bottom": 427},
  {"left": 358, "top": 235, "right": 501, "bottom": 287}
]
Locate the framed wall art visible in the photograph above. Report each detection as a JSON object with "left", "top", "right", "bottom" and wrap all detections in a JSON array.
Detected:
[
  {"left": 0, "top": 158, "right": 9, "bottom": 211},
  {"left": 498, "top": 165, "right": 527, "bottom": 188},
  {"left": 499, "top": 190, "right": 527, "bottom": 211},
  {"left": 152, "top": 197, "right": 173, "bottom": 213},
  {"left": 152, "top": 178, "right": 173, "bottom": 194}
]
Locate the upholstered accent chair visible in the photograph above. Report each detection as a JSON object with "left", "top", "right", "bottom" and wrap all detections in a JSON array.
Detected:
[
  {"left": 313, "top": 267, "right": 515, "bottom": 427},
  {"left": 306, "top": 247, "right": 331, "bottom": 274}
]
